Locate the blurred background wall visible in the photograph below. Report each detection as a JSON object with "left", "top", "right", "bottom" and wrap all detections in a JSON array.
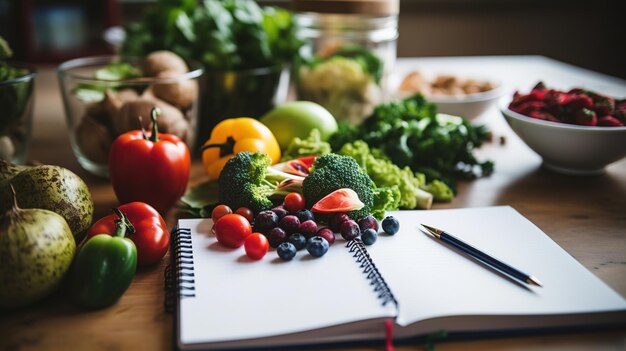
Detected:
[{"left": 1, "top": 0, "right": 623, "bottom": 79}]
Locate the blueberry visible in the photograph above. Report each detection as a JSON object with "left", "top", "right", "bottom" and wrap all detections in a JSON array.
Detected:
[
  {"left": 329, "top": 213, "right": 350, "bottom": 232},
  {"left": 295, "top": 209, "right": 315, "bottom": 223},
  {"left": 288, "top": 233, "right": 307, "bottom": 250},
  {"left": 340, "top": 220, "right": 360, "bottom": 241},
  {"left": 306, "top": 236, "right": 329, "bottom": 257},
  {"left": 361, "top": 228, "right": 378, "bottom": 245},
  {"left": 358, "top": 214, "right": 379, "bottom": 232},
  {"left": 277, "top": 242, "right": 297, "bottom": 261},
  {"left": 268, "top": 227, "right": 287, "bottom": 248},
  {"left": 382, "top": 216, "right": 400, "bottom": 235},
  {"left": 298, "top": 220, "right": 318, "bottom": 239},
  {"left": 279, "top": 215, "right": 301, "bottom": 234},
  {"left": 316, "top": 227, "right": 335, "bottom": 245},
  {"left": 255, "top": 210, "right": 279, "bottom": 233}
]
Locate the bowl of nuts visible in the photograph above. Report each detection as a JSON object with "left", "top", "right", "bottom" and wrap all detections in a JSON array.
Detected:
[
  {"left": 398, "top": 71, "right": 502, "bottom": 120},
  {"left": 57, "top": 51, "right": 203, "bottom": 177}
]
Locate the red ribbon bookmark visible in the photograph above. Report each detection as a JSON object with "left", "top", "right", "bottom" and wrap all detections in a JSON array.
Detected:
[{"left": 385, "top": 319, "right": 395, "bottom": 351}]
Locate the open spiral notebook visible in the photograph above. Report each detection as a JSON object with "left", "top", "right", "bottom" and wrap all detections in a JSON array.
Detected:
[{"left": 165, "top": 206, "right": 626, "bottom": 350}]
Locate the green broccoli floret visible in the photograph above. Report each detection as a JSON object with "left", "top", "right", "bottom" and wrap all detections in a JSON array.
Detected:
[
  {"left": 218, "top": 152, "right": 278, "bottom": 214},
  {"left": 302, "top": 154, "right": 374, "bottom": 220}
]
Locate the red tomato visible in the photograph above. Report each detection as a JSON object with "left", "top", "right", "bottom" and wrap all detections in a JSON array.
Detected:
[
  {"left": 86, "top": 202, "right": 168, "bottom": 266},
  {"left": 244, "top": 233, "right": 269, "bottom": 260},
  {"left": 215, "top": 214, "right": 252, "bottom": 248},
  {"left": 211, "top": 204, "right": 233, "bottom": 222},
  {"left": 284, "top": 192, "right": 305, "bottom": 213},
  {"left": 235, "top": 207, "right": 255, "bottom": 223}
]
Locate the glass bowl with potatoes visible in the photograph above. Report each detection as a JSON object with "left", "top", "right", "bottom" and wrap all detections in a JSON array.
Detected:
[
  {"left": 57, "top": 52, "right": 203, "bottom": 177},
  {"left": 398, "top": 70, "right": 503, "bottom": 120}
]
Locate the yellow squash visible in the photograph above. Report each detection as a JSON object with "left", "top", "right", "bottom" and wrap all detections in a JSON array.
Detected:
[{"left": 201, "top": 118, "right": 281, "bottom": 180}]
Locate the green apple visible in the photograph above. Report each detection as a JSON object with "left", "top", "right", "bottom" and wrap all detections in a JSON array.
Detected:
[{"left": 260, "top": 101, "right": 338, "bottom": 150}]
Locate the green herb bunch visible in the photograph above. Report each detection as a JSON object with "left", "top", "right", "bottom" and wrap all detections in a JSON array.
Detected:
[
  {"left": 330, "top": 94, "right": 494, "bottom": 192},
  {"left": 122, "top": 0, "right": 302, "bottom": 70}
]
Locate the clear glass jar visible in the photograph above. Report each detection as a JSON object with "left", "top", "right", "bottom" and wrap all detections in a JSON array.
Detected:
[
  {"left": 0, "top": 64, "right": 36, "bottom": 164},
  {"left": 57, "top": 56, "right": 203, "bottom": 177},
  {"left": 294, "top": 0, "right": 398, "bottom": 124}
]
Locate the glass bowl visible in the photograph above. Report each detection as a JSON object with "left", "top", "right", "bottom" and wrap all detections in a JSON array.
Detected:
[
  {"left": 57, "top": 56, "right": 203, "bottom": 177},
  {"left": 0, "top": 63, "right": 36, "bottom": 164},
  {"left": 196, "top": 64, "right": 290, "bottom": 150}
]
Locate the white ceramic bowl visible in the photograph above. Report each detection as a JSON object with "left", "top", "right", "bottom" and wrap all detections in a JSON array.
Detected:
[
  {"left": 430, "top": 84, "right": 504, "bottom": 120},
  {"left": 501, "top": 103, "right": 626, "bottom": 175}
]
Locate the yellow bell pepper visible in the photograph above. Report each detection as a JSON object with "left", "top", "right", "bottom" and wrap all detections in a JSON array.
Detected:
[{"left": 201, "top": 118, "right": 281, "bottom": 180}]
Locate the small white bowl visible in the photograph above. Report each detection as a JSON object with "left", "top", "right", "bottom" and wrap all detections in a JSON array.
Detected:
[
  {"left": 430, "top": 84, "right": 504, "bottom": 120},
  {"left": 501, "top": 103, "right": 626, "bottom": 175}
]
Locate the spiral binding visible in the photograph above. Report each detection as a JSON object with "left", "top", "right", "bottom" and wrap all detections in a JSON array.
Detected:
[
  {"left": 346, "top": 238, "right": 398, "bottom": 307},
  {"left": 164, "top": 226, "right": 196, "bottom": 313}
]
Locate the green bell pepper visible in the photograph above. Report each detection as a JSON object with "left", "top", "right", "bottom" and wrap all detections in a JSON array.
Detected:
[{"left": 71, "top": 209, "right": 137, "bottom": 309}]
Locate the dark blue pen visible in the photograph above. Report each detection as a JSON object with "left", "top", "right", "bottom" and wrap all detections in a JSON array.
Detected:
[{"left": 421, "top": 224, "right": 542, "bottom": 287}]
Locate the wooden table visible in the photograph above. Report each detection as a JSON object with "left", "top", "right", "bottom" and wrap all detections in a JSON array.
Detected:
[{"left": 1, "top": 56, "right": 625, "bottom": 350}]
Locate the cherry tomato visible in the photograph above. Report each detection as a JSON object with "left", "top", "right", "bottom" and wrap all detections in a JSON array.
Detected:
[
  {"left": 235, "top": 207, "right": 255, "bottom": 223},
  {"left": 284, "top": 192, "right": 305, "bottom": 213},
  {"left": 215, "top": 214, "right": 252, "bottom": 248},
  {"left": 211, "top": 204, "right": 232, "bottom": 222},
  {"left": 244, "top": 233, "right": 269, "bottom": 260}
]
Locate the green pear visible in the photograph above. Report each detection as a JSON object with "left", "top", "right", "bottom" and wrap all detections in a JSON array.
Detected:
[
  {"left": 0, "top": 191, "right": 75, "bottom": 310},
  {"left": 0, "top": 161, "right": 94, "bottom": 242}
]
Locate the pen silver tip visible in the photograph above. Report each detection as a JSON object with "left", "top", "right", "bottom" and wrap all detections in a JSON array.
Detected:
[
  {"left": 420, "top": 224, "right": 443, "bottom": 239},
  {"left": 527, "top": 276, "right": 543, "bottom": 287}
]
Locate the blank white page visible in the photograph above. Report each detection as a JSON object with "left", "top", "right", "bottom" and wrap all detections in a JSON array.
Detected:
[
  {"left": 177, "top": 218, "right": 396, "bottom": 348},
  {"left": 367, "top": 207, "right": 626, "bottom": 326}
]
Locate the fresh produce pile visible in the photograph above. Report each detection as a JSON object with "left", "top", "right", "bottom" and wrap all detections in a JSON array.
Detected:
[
  {"left": 508, "top": 82, "right": 626, "bottom": 127},
  {"left": 180, "top": 91, "right": 494, "bottom": 262},
  {"left": 210, "top": 152, "right": 401, "bottom": 261}
]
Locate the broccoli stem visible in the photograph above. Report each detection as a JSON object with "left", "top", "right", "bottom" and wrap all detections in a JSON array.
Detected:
[{"left": 414, "top": 188, "right": 433, "bottom": 210}]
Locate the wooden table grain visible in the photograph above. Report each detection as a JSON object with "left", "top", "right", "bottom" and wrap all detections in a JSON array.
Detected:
[{"left": 1, "top": 56, "right": 625, "bottom": 351}]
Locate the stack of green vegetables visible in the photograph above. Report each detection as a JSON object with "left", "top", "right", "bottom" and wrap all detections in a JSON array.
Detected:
[{"left": 122, "top": 0, "right": 301, "bottom": 71}]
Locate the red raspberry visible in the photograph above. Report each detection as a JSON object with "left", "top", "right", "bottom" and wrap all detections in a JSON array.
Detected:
[{"left": 597, "top": 116, "right": 624, "bottom": 127}]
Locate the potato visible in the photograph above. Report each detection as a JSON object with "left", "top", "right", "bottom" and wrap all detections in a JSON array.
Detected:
[
  {"left": 113, "top": 98, "right": 190, "bottom": 141},
  {"left": 75, "top": 115, "right": 113, "bottom": 164},
  {"left": 104, "top": 89, "right": 139, "bottom": 120},
  {"left": 152, "top": 70, "right": 197, "bottom": 108},
  {"left": 142, "top": 51, "right": 188, "bottom": 76}
]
